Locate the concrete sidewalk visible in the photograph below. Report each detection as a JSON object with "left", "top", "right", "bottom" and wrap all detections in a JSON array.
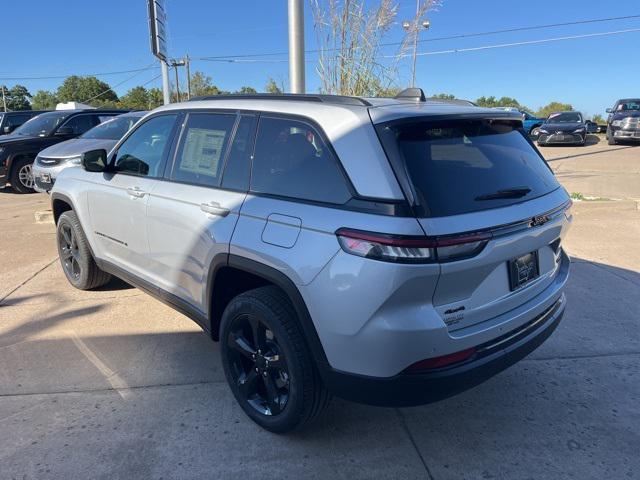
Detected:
[{"left": 1, "top": 169, "right": 639, "bottom": 479}]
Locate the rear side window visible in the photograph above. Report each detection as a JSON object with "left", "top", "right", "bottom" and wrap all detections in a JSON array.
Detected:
[
  {"left": 251, "top": 116, "right": 351, "bottom": 204},
  {"left": 62, "top": 115, "right": 97, "bottom": 135},
  {"left": 377, "top": 120, "right": 560, "bottom": 217},
  {"left": 171, "top": 113, "right": 236, "bottom": 187}
]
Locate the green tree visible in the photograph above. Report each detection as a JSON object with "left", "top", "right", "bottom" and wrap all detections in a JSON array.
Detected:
[
  {"left": 189, "top": 71, "right": 227, "bottom": 97},
  {"left": 431, "top": 93, "right": 455, "bottom": 100},
  {"left": 120, "top": 86, "right": 150, "bottom": 110},
  {"left": 236, "top": 86, "right": 257, "bottom": 94},
  {"left": 592, "top": 114, "right": 605, "bottom": 124},
  {"left": 265, "top": 78, "right": 283, "bottom": 94},
  {"left": 56, "top": 76, "right": 118, "bottom": 104},
  {"left": 31, "top": 90, "right": 59, "bottom": 110},
  {"left": 0, "top": 85, "right": 32, "bottom": 110},
  {"left": 475, "top": 95, "right": 531, "bottom": 112},
  {"left": 147, "top": 88, "right": 164, "bottom": 109},
  {"left": 536, "top": 102, "right": 573, "bottom": 118}
]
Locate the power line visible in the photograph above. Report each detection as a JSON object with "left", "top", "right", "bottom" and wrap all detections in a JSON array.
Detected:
[
  {"left": 0, "top": 66, "right": 159, "bottom": 81},
  {"left": 400, "top": 27, "right": 640, "bottom": 58},
  {"left": 80, "top": 65, "right": 158, "bottom": 103},
  {"left": 194, "top": 14, "right": 640, "bottom": 60}
]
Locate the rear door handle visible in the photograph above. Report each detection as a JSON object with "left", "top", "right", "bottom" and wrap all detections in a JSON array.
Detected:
[
  {"left": 200, "top": 202, "right": 230, "bottom": 217},
  {"left": 127, "top": 186, "right": 147, "bottom": 198}
]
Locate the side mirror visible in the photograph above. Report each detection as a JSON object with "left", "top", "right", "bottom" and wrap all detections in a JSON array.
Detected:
[
  {"left": 55, "top": 126, "right": 74, "bottom": 136},
  {"left": 606, "top": 108, "right": 613, "bottom": 114},
  {"left": 81, "top": 149, "right": 108, "bottom": 172},
  {"left": 3, "top": 126, "right": 11, "bottom": 134}
]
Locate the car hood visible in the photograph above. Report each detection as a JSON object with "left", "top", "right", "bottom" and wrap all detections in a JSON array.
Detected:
[
  {"left": 0, "top": 134, "right": 42, "bottom": 146},
  {"left": 37, "top": 138, "right": 118, "bottom": 159},
  {"left": 541, "top": 122, "right": 584, "bottom": 132},
  {"left": 611, "top": 111, "right": 640, "bottom": 121}
]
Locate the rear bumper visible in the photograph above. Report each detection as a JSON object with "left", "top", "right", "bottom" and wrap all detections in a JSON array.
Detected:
[{"left": 323, "top": 294, "right": 565, "bottom": 407}]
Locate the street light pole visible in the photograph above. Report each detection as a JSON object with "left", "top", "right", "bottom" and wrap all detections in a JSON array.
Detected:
[
  {"left": 161, "top": 60, "right": 171, "bottom": 105},
  {"left": 403, "top": 0, "right": 430, "bottom": 88},
  {"left": 288, "top": 0, "right": 305, "bottom": 93}
]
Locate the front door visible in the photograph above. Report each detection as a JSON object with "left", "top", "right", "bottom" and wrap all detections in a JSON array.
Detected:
[{"left": 87, "top": 113, "right": 179, "bottom": 279}]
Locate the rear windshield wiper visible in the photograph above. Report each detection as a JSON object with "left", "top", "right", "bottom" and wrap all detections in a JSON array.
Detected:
[{"left": 475, "top": 187, "right": 531, "bottom": 201}]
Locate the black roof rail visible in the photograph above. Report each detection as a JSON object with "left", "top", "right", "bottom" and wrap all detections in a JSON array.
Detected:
[
  {"left": 394, "top": 88, "right": 427, "bottom": 102},
  {"left": 188, "top": 93, "right": 372, "bottom": 107}
]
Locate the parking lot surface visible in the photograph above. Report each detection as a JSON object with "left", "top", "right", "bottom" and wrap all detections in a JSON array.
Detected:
[{"left": 1, "top": 141, "right": 639, "bottom": 479}]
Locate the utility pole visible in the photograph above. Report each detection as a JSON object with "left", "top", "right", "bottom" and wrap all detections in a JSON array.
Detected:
[
  {"left": 173, "top": 62, "right": 180, "bottom": 102},
  {"left": 1, "top": 86, "right": 6, "bottom": 112},
  {"left": 402, "top": 0, "right": 430, "bottom": 88},
  {"left": 161, "top": 61, "right": 171, "bottom": 105},
  {"left": 288, "top": 0, "right": 305, "bottom": 93},
  {"left": 185, "top": 54, "right": 191, "bottom": 99}
]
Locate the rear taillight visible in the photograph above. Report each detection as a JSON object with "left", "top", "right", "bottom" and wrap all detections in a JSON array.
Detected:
[
  {"left": 335, "top": 228, "right": 491, "bottom": 264},
  {"left": 405, "top": 347, "right": 477, "bottom": 372}
]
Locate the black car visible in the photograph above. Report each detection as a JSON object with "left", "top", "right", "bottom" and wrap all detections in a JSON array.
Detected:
[
  {"left": 0, "top": 110, "right": 50, "bottom": 136},
  {"left": 0, "top": 109, "right": 128, "bottom": 193},
  {"left": 536, "top": 111, "right": 587, "bottom": 147},
  {"left": 606, "top": 98, "right": 640, "bottom": 145}
]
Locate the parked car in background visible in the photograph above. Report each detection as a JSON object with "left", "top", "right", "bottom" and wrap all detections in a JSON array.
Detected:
[
  {"left": 0, "top": 109, "right": 129, "bottom": 193},
  {"left": 494, "top": 107, "right": 544, "bottom": 136},
  {"left": 606, "top": 98, "right": 640, "bottom": 145},
  {"left": 0, "top": 110, "right": 49, "bottom": 136},
  {"left": 33, "top": 111, "right": 146, "bottom": 193},
  {"left": 51, "top": 91, "right": 571, "bottom": 432},
  {"left": 537, "top": 111, "right": 587, "bottom": 146}
]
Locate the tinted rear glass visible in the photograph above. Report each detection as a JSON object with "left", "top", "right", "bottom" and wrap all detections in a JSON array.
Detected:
[{"left": 377, "top": 120, "right": 560, "bottom": 217}]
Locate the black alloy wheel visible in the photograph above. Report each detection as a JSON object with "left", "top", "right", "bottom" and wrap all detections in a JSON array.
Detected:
[{"left": 226, "top": 313, "right": 291, "bottom": 416}]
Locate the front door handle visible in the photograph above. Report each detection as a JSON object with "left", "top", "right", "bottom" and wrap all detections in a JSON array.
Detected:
[
  {"left": 127, "top": 186, "right": 147, "bottom": 198},
  {"left": 200, "top": 202, "right": 230, "bottom": 217}
]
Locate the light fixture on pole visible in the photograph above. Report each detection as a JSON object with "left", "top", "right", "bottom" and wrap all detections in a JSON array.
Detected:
[{"left": 402, "top": 1, "right": 430, "bottom": 88}]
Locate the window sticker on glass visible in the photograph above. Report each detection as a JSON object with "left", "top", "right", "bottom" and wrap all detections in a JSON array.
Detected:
[{"left": 180, "top": 128, "right": 227, "bottom": 177}]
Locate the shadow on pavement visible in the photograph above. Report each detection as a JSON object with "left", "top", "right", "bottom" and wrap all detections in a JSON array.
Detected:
[{"left": 0, "top": 257, "right": 638, "bottom": 478}]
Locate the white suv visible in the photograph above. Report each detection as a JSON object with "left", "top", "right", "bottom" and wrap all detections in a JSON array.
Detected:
[{"left": 51, "top": 90, "right": 571, "bottom": 432}]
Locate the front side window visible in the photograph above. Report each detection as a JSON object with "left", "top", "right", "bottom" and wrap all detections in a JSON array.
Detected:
[
  {"left": 61, "top": 115, "right": 98, "bottom": 135},
  {"left": 251, "top": 116, "right": 351, "bottom": 204},
  {"left": 114, "top": 114, "right": 177, "bottom": 177},
  {"left": 171, "top": 113, "right": 236, "bottom": 187}
]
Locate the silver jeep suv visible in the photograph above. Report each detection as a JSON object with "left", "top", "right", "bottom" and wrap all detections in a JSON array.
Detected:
[{"left": 50, "top": 90, "right": 571, "bottom": 432}]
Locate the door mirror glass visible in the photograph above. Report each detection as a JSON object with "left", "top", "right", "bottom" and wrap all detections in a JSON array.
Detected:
[{"left": 82, "top": 149, "right": 108, "bottom": 172}]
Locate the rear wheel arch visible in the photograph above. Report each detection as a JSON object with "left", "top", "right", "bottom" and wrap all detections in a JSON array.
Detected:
[{"left": 207, "top": 255, "right": 330, "bottom": 373}]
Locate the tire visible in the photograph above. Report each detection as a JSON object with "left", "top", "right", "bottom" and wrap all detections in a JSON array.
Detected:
[
  {"left": 9, "top": 157, "right": 36, "bottom": 194},
  {"left": 220, "top": 286, "right": 330, "bottom": 433},
  {"left": 607, "top": 129, "right": 617, "bottom": 146},
  {"left": 56, "top": 211, "right": 111, "bottom": 290}
]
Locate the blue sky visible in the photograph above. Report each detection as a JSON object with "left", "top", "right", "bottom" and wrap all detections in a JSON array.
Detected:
[{"left": 2, "top": 0, "right": 639, "bottom": 117}]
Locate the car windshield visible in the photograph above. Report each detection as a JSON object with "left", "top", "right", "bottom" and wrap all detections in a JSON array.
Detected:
[
  {"left": 376, "top": 119, "right": 560, "bottom": 217},
  {"left": 546, "top": 112, "right": 582, "bottom": 123},
  {"left": 616, "top": 100, "right": 640, "bottom": 111},
  {"left": 80, "top": 114, "right": 143, "bottom": 140},
  {"left": 12, "top": 112, "right": 69, "bottom": 136}
]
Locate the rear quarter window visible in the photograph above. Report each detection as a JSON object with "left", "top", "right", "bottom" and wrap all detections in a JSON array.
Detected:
[{"left": 377, "top": 119, "right": 560, "bottom": 217}]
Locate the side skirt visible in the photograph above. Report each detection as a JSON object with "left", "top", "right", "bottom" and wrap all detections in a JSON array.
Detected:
[{"left": 95, "top": 258, "right": 213, "bottom": 334}]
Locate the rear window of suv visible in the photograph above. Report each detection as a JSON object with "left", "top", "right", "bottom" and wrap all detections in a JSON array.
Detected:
[{"left": 376, "top": 119, "right": 560, "bottom": 217}]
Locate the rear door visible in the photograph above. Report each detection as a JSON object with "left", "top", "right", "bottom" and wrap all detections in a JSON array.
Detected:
[
  {"left": 145, "top": 112, "right": 256, "bottom": 311},
  {"left": 376, "top": 118, "right": 571, "bottom": 331}
]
